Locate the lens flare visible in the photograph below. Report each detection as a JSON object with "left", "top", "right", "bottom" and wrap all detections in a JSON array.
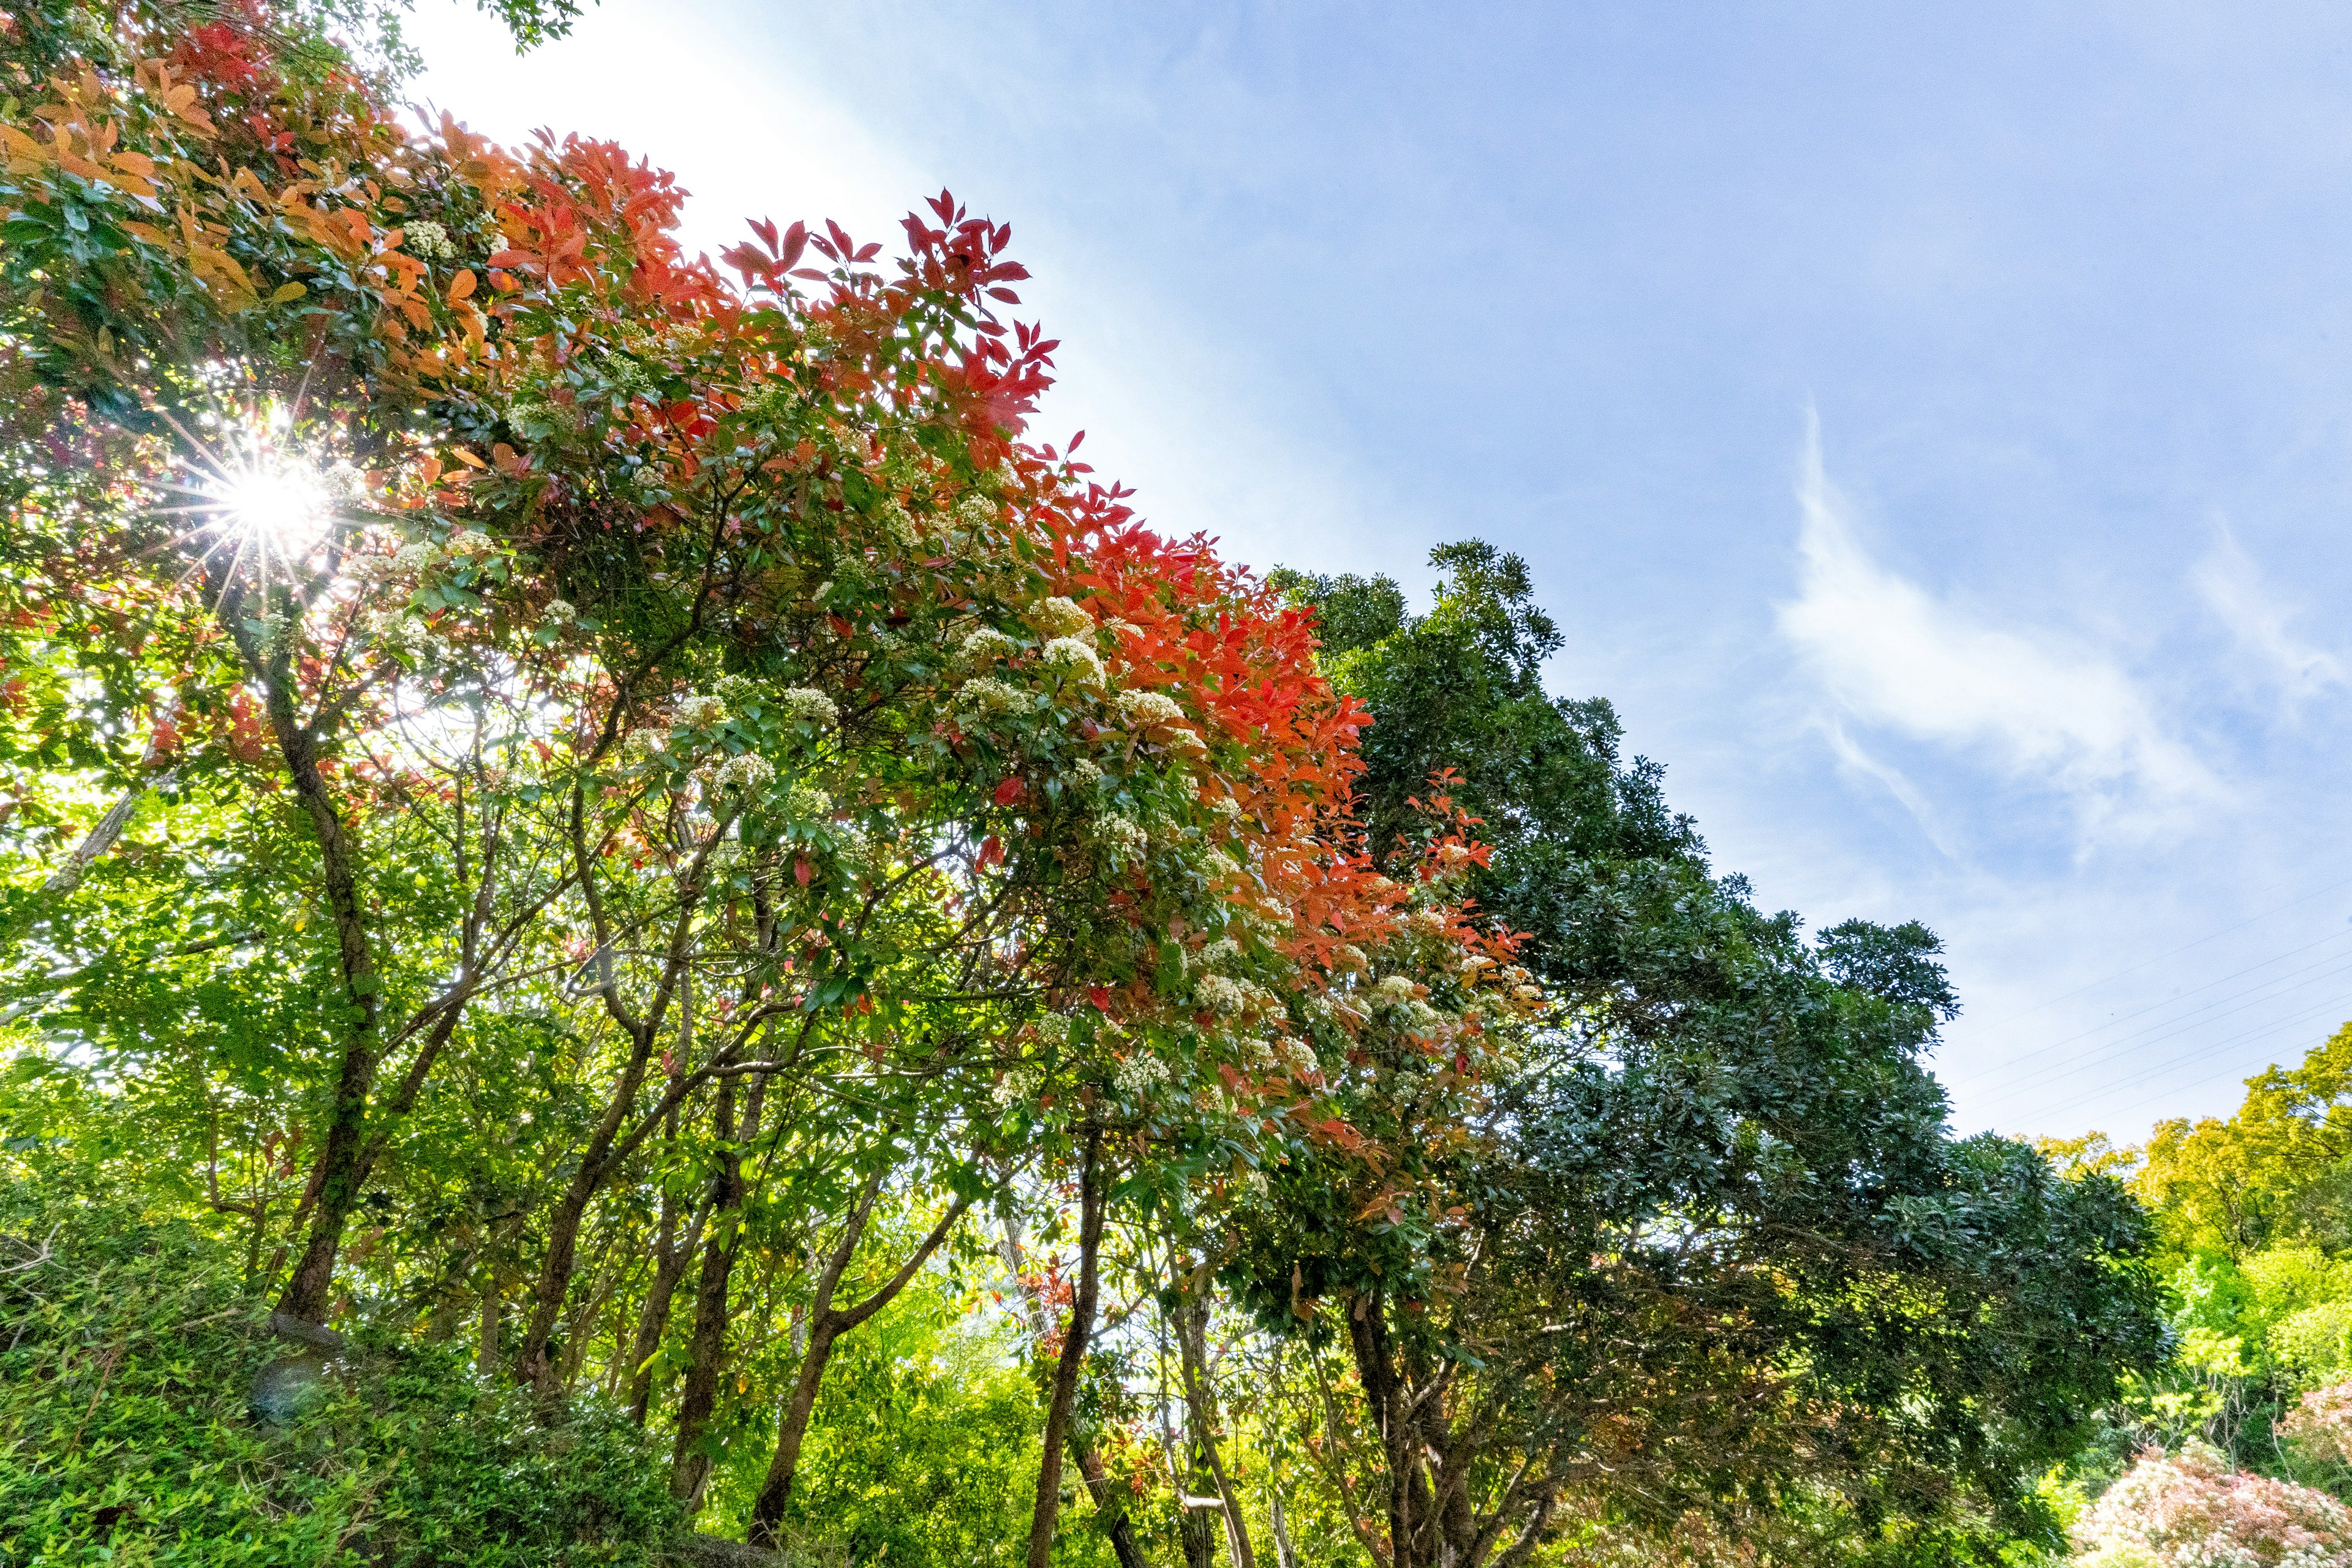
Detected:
[{"left": 210, "top": 456, "right": 333, "bottom": 551}]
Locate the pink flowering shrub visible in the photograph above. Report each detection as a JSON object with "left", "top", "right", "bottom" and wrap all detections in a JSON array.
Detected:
[
  {"left": 2285, "top": 1381, "right": 2352, "bottom": 1469},
  {"left": 2073, "top": 1442, "right": 2352, "bottom": 1567}
]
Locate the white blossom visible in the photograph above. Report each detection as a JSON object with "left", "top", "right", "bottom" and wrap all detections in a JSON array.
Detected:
[
  {"left": 1196, "top": 974, "right": 1247, "bottom": 1016},
  {"left": 445, "top": 529, "right": 494, "bottom": 559},
  {"left": 957, "top": 677, "right": 1025, "bottom": 720},
  {"left": 993, "top": 1065, "right": 1042, "bottom": 1108},
  {"left": 1200, "top": 938, "right": 1241, "bottom": 968},
  {"left": 1118, "top": 690, "right": 1185, "bottom": 727},
  {"left": 714, "top": 753, "right": 774, "bottom": 793},
  {"left": 542, "top": 598, "right": 577, "bottom": 624},
  {"left": 1091, "top": 815, "right": 1147, "bottom": 864},
  {"left": 1371, "top": 975, "right": 1418, "bottom": 1008},
  {"left": 1114, "top": 1052, "right": 1170, "bottom": 1095},
  {"left": 1040, "top": 636, "right": 1104, "bottom": 685},
  {"left": 392, "top": 541, "right": 439, "bottom": 575},
  {"left": 676, "top": 693, "right": 727, "bottom": 728},
  {"left": 959, "top": 627, "right": 1019, "bottom": 663},
  {"left": 1034, "top": 596, "right": 1092, "bottom": 638},
  {"left": 781, "top": 687, "right": 839, "bottom": 726},
  {"left": 402, "top": 219, "right": 456, "bottom": 260},
  {"left": 1072, "top": 758, "right": 1104, "bottom": 786}
]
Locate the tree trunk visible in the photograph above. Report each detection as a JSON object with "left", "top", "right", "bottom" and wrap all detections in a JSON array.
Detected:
[
  {"left": 1346, "top": 1290, "right": 1423, "bottom": 1568},
  {"left": 512, "top": 1022, "right": 661, "bottom": 1390},
  {"left": 745, "top": 1177, "right": 971, "bottom": 1548},
  {"left": 1077, "top": 1442, "right": 1154, "bottom": 1568},
  {"left": 249, "top": 619, "right": 383, "bottom": 1329},
  {"left": 1027, "top": 1130, "right": 1106, "bottom": 1568},
  {"left": 1177, "top": 1288, "right": 1257, "bottom": 1568},
  {"left": 628, "top": 1159, "right": 703, "bottom": 1424},
  {"left": 1006, "top": 1213, "right": 1152, "bottom": 1568},
  {"left": 671, "top": 1072, "right": 761, "bottom": 1503}
]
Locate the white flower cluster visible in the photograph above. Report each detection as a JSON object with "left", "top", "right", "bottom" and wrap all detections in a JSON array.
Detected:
[
  {"left": 714, "top": 753, "right": 774, "bottom": 793},
  {"left": 1118, "top": 690, "right": 1185, "bottom": 727},
  {"left": 955, "top": 494, "right": 999, "bottom": 533},
  {"left": 960, "top": 627, "right": 1019, "bottom": 663},
  {"left": 1072, "top": 758, "right": 1104, "bottom": 787},
  {"left": 1034, "top": 1013, "right": 1073, "bottom": 1045},
  {"left": 369, "top": 611, "right": 433, "bottom": 656},
  {"left": 1091, "top": 815, "right": 1147, "bottom": 864},
  {"left": 1040, "top": 636, "right": 1104, "bottom": 685},
  {"left": 1330, "top": 944, "right": 1368, "bottom": 973},
  {"left": 542, "top": 598, "right": 577, "bottom": 625},
  {"left": 1199, "top": 938, "right": 1241, "bottom": 968},
  {"left": 1034, "top": 597, "right": 1092, "bottom": 638},
  {"left": 780, "top": 687, "right": 839, "bottom": 727},
  {"left": 1206, "top": 794, "right": 1245, "bottom": 820},
  {"left": 323, "top": 461, "right": 366, "bottom": 502},
  {"left": 957, "top": 677, "right": 1025, "bottom": 720},
  {"left": 993, "top": 1065, "right": 1042, "bottom": 1109},
  {"left": 786, "top": 783, "right": 832, "bottom": 820},
  {"left": 1414, "top": 907, "right": 1450, "bottom": 933},
  {"left": 1196, "top": 974, "right": 1247, "bottom": 1016},
  {"left": 402, "top": 220, "right": 456, "bottom": 260},
  {"left": 445, "top": 529, "right": 494, "bottom": 559},
  {"left": 392, "top": 541, "right": 439, "bottom": 575},
  {"left": 676, "top": 693, "right": 727, "bottom": 728},
  {"left": 1114, "top": 1052, "right": 1170, "bottom": 1095},
  {"left": 1371, "top": 975, "right": 1419, "bottom": 1008}
]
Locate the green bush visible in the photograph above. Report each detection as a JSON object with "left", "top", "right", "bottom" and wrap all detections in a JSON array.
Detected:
[{"left": 0, "top": 1183, "right": 682, "bottom": 1566}]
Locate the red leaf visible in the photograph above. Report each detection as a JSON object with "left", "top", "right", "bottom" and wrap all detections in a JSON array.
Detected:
[
  {"left": 794, "top": 856, "right": 812, "bottom": 886},
  {"left": 979, "top": 835, "right": 1004, "bottom": 868},
  {"left": 993, "top": 776, "right": 1024, "bottom": 807},
  {"left": 1088, "top": 986, "right": 1111, "bottom": 1011}
]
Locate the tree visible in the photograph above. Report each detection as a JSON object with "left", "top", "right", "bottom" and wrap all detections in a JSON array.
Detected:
[{"left": 1244, "top": 543, "right": 2169, "bottom": 1564}]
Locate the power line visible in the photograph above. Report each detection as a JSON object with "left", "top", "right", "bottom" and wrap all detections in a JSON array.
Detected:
[
  {"left": 1959, "top": 869, "right": 2352, "bottom": 1033},
  {"left": 1950, "top": 923, "right": 2352, "bottom": 1091},
  {"left": 1967, "top": 945, "right": 2352, "bottom": 1110},
  {"left": 2026, "top": 992, "right": 2352, "bottom": 1128}
]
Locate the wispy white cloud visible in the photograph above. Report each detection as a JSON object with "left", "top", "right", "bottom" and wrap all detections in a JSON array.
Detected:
[
  {"left": 1777, "top": 417, "right": 2214, "bottom": 827},
  {"left": 2194, "top": 524, "right": 2345, "bottom": 706}
]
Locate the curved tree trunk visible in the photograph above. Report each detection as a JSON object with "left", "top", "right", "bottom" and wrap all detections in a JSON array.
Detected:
[
  {"left": 744, "top": 1177, "right": 972, "bottom": 1548},
  {"left": 1027, "top": 1129, "right": 1106, "bottom": 1568}
]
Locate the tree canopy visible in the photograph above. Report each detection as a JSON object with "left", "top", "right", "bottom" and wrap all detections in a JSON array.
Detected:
[{"left": 0, "top": 7, "right": 2166, "bottom": 1566}]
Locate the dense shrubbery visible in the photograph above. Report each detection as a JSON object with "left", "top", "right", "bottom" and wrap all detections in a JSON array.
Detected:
[{"left": 0, "top": 1178, "right": 681, "bottom": 1566}]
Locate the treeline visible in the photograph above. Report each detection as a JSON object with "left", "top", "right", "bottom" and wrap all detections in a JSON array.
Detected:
[
  {"left": 0, "top": 2, "right": 2162, "bottom": 1563},
  {"left": 2037, "top": 1027, "right": 2352, "bottom": 1563}
]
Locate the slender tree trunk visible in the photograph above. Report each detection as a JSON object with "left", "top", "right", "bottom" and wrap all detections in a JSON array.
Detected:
[
  {"left": 1028, "top": 1130, "right": 1106, "bottom": 1568},
  {"left": 477, "top": 1276, "right": 501, "bottom": 1378},
  {"left": 1004, "top": 1213, "right": 1153, "bottom": 1568},
  {"left": 247, "top": 625, "right": 383, "bottom": 1329},
  {"left": 1177, "top": 1288, "right": 1257, "bottom": 1568},
  {"left": 1270, "top": 1487, "right": 1297, "bottom": 1568},
  {"left": 513, "top": 1022, "right": 661, "bottom": 1389},
  {"left": 628, "top": 1133, "right": 703, "bottom": 1423},
  {"left": 670, "top": 1071, "right": 763, "bottom": 1503},
  {"left": 745, "top": 1178, "right": 971, "bottom": 1548}
]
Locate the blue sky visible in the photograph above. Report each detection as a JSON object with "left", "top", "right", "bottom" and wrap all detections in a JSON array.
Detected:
[{"left": 407, "top": 0, "right": 2352, "bottom": 1142}]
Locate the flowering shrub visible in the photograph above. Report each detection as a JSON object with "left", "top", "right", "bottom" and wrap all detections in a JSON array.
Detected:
[
  {"left": 2283, "top": 1381, "right": 2352, "bottom": 1469},
  {"left": 2072, "top": 1442, "right": 2352, "bottom": 1567}
]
